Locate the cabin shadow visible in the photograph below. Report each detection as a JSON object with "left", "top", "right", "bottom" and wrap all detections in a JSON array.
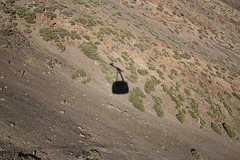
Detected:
[{"left": 110, "top": 63, "right": 129, "bottom": 94}]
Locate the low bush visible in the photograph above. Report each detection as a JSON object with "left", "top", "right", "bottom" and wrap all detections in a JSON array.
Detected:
[
  {"left": 39, "top": 27, "right": 70, "bottom": 42},
  {"left": 178, "top": 94, "right": 185, "bottom": 102},
  {"left": 222, "top": 99, "right": 233, "bottom": 117},
  {"left": 44, "top": 11, "right": 57, "bottom": 19},
  {"left": 176, "top": 109, "right": 185, "bottom": 123},
  {"left": 55, "top": 42, "right": 65, "bottom": 51},
  {"left": 133, "top": 87, "right": 146, "bottom": 98},
  {"left": 79, "top": 42, "right": 101, "bottom": 60},
  {"left": 156, "top": 69, "right": 165, "bottom": 79},
  {"left": 25, "top": 58, "right": 37, "bottom": 67},
  {"left": 211, "top": 122, "right": 222, "bottom": 135},
  {"left": 191, "top": 149, "right": 202, "bottom": 160},
  {"left": 144, "top": 76, "right": 160, "bottom": 94},
  {"left": 184, "top": 88, "right": 191, "bottom": 96},
  {"left": 223, "top": 123, "right": 236, "bottom": 138},
  {"left": 129, "top": 91, "right": 145, "bottom": 111},
  {"left": 33, "top": 5, "right": 45, "bottom": 13},
  {"left": 70, "top": 30, "right": 81, "bottom": 40},
  {"left": 232, "top": 92, "right": 240, "bottom": 100},
  {"left": 153, "top": 96, "right": 164, "bottom": 117},
  {"left": 137, "top": 69, "right": 148, "bottom": 76}
]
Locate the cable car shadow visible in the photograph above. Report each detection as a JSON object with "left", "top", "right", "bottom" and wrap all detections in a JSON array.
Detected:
[{"left": 110, "top": 63, "right": 129, "bottom": 94}]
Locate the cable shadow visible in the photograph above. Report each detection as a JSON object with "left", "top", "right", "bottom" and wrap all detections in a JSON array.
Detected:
[{"left": 110, "top": 63, "right": 129, "bottom": 94}]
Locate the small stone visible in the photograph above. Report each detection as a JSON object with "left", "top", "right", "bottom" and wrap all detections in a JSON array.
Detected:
[
  {"left": 10, "top": 122, "right": 15, "bottom": 127},
  {"left": 78, "top": 126, "right": 83, "bottom": 131},
  {"left": 60, "top": 110, "right": 65, "bottom": 114},
  {"left": 107, "top": 104, "right": 114, "bottom": 109},
  {"left": 0, "top": 74, "right": 5, "bottom": 79},
  {"left": 0, "top": 98, "right": 5, "bottom": 101},
  {"left": 61, "top": 100, "right": 67, "bottom": 104},
  {"left": 20, "top": 70, "right": 25, "bottom": 75},
  {"left": 162, "top": 146, "right": 166, "bottom": 150},
  {"left": 45, "top": 138, "right": 51, "bottom": 143},
  {"left": 83, "top": 94, "right": 86, "bottom": 97},
  {"left": 0, "top": 87, "right": 2, "bottom": 91},
  {"left": 79, "top": 132, "right": 85, "bottom": 138}
]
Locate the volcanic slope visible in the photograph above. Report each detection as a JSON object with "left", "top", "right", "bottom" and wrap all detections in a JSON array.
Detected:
[{"left": 0, "top": 0, "right": 240, "bottom": 159}]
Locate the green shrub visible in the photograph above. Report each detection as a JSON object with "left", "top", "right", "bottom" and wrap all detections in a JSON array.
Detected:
[
  {"left": 189, "top": 98, "right": 199, "bottom": 108},
  {"left": 189, "top": 110, "right": 198, "bottom": 119},
  {"left": 61, "top": 9, "right": 73, "bottom": 17},
  {"left": 178, "top": 94, "right": 185, "bottom": 102},
  {"left": 157, "top": 4, "right": 164, "bottom": 11},
  {"left": 153, "top": 96, "right": 164, "bottom": 117},
  {"left": 39, "top": 28, "right": 70, "bottom": 42},
  {"left": 222, "top": 99, "right": 233, "bottom": 117},
  {"left": 23, "top": 10, "right": 36, "bottom": 23},
  {"left": 222, "top": 123, "right": 236, "bottom": 138},
  {"left": 79, "top": 42, "right": 99, "bottom": 60},
  {"left": 90, "top": 149, "right": 101, "bottom": 160},
  {"left": 184, "top": 88, "right": 191, "bottom": 96},
  {"left": 133, "top": 87, "right": 146, "bottom": 98},
  {"left": 72, "top": 69, "right": 86, "bottom": 79},
  {"left": 161, "top": 84, "right": 168, "bottom": 92},
  {"left": 69, "top": 20, "right": 76, "bottom": 25},
  {"left": 191, "top": 149, "right": 202, "bottom": 160},
  {"left": 137, "top": 69, "right": 148, "bottom": 76},
  {"left": 0, "top": 28, "right": 14, "bottom": 36},
  {"left": 73, "top": 0, "right": 85, "bottom": 5},
  {"left": 156, "top": 69, "right": 165, "bottom": 79},
  {"left": 232, "top": 92, "right": 240, "bottom": 100},
  {"left": 211, "top": 122, "right": 222, "bottom": 135},
  {"left": 44, "top": 11, "right": 57, "bottom": 19},
  {"left": 176, "top": 110, "right": 185, "bottom": 123},
  {"left": 160, "top": 64, "right": 166, "bottom": 70},
  {"left": 70, "top": 30, "right": 81, "bottom": 40},
  {"left": 144, "top": 76, "right": 160, "bottom": 94},
  {"left": 129, "top": 91, "right": 145, "bottom": 111},
  {"left": 154, "top": 105, "right": 164, "bottom": 117},
  {"left": 75, "top": 17, "right": 87, "bottom": 25},
  {"left": 153, "top": 96, "right": 162, "bottom": 105},
  {"left": 55, "top": 42, "right": 65, "bottom": 51},
  {"left": 205, "top": 96, "right": 215, "bottom": 105},
  {"left": 33, "top": 5, "right": 45, "bottom": 13},
  {"left": 25, "top": 58, "right": 37, "bottom": 67},
  {"left": 126, "top": 74, "right": 137, "bottom": 83},
  {"left": 170, "top": 69, "right": 178, "bottom": 76}
]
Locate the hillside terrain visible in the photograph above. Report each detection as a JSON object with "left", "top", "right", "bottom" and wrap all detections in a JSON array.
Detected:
[{"left": 0, "top": 0, "right": 240, "bottom": 159}]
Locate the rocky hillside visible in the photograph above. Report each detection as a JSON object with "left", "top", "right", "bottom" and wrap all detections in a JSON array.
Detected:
[{"left": 0, "top": 0, "right": 240, "bottom": 159}]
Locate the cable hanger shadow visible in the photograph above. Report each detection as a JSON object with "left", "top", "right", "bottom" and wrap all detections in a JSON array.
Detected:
[{"left": 110, "top": 63, "right": 129, "bottom": 94}]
